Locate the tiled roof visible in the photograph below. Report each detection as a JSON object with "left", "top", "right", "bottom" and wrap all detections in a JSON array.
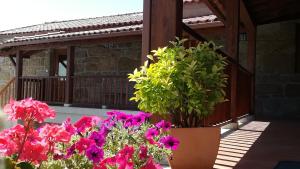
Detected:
[
  {"left": 0, "top": 1, "right": 203, "bottom": 35},
  {"left": 0, "top": 12, "right": 143, "bottom": 35},
  {"left": 4, "top": 25, "right": 143, "bottom": 44},
  {"left": 0, "top": 15, "right": 218, "bottom": 46}
]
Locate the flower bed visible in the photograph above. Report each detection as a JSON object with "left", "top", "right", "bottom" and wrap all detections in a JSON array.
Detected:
[{"left": 0, "top": 98, "right": 179, "bottom": 169}]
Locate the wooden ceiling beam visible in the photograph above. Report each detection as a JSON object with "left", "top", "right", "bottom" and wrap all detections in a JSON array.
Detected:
[
  {"left": 203, "top": 0, "right": 226, "bottom": 23},
  {"left": 240, "top": 0, "right": 256, "bottom": 30}
]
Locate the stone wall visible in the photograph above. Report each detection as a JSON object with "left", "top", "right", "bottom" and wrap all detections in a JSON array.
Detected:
[
  {"left": 0, "top": 50, "right": 49, "bottom": 89},
  {"left": 23, "top": 50, "right": 49, "bottom": 76},
  {"left": 256, "top": 74, "right": 300, "bottom": 119},
  {"left": 74, "top": 40, "right": 141, "bottom": 75},
  {"left": 255, "top": 20, "right": 300, "bottom": 119},
  {"left": 0, "top": 57, "right": 15, "bottom": 89},
  {"left": 72, "top": 40, "right": 141, "bottom": 105}
]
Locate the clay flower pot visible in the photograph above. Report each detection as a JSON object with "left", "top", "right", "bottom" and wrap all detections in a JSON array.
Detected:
[{"left": 168, "top": 127, "right": 220, "bottom": 169}]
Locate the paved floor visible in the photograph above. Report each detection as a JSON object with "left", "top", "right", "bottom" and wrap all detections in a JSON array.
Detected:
[{"left": 214, "top": 120, "right": 300, "bottom": 169}]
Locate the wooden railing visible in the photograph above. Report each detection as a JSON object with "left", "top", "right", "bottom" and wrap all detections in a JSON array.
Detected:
[
  {"left": 18, "top": 75, "right": 137, "bottom": 110},
  {"left": 20, "top": 76, "right": 66, "bottom": 104},
  {"left": 0, "top": 77, "right": 16, "bottom": 108},
  {"left": 72, "top": 75, "right": 137, "bottom": 110},
  {"left": 183, "top": 23, "right": 252, "bottom": 126}
]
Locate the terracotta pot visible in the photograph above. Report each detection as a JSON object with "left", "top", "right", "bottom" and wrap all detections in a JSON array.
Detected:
[{"left": 168, "top": 127, "right": 220, "bottom": 169}]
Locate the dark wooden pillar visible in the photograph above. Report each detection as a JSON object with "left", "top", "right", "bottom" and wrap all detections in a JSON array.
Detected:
[
  {"left": 15, "top": 51, "right": 23, "bottom": 100},
  {"left": 49, "top": 49, "right": 56, "bottom": 76},
  {"left": 248, "top": 28, "right": 256, "bottom": 115},
  {"left": 142, "top": 0, "right": 183, "bottom": 63},
  {"left": 65, "top": 46, "right": 74, "bottom": 105},
  {"left": 225, "top": 0, "right": 240, "bottom": 124}
]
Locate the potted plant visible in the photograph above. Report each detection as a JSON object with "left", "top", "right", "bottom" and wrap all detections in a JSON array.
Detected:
[{"left": 128, "top": 39, "right": 227, "bottom": 169}]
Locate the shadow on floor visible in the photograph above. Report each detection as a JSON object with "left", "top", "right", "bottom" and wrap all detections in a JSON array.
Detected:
[{"left": 214, "top": 120, "right": 300, "bottom": 169}]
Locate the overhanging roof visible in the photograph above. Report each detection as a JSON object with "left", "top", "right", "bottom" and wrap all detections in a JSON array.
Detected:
[
  {"left": 244, "top": 0, "right": 300, "bottom": 25},
  {"left": 0, "top": 15, "right": 220, "bottom": 51}
]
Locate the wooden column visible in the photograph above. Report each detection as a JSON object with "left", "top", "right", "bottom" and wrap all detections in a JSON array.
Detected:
[
  {"left": 49, "top": 49, "right": 56, "bottom": 76},
  {"left": 142, "top": 0, "right": 183, "bottom": 63},
  {"left": 225, "top": 0, "right": 240, "bottom": 123},
  {"left": 65, "top": 46, "right": 74, "bottom": 105},
  {"left": 15, "top": 51, "right": 23, "bottom": 100},
  {"left": 248, "top": 28, "right": 256, "bottom": 115}
]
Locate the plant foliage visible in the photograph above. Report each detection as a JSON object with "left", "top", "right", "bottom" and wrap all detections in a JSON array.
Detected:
[{"left": 129, "top": 39, "right": 227, "bottom": 127}]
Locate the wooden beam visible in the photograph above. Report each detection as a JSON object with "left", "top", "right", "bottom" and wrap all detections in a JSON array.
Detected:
[
  {"left": 0, "top": 31, "right": 142, "bottom": 50},
  {"left": 203, "top": 0, "right": 226, "bottom": 23},
  {"left": 49, "top": 49, "right": 57, "bottom": 76},
  {"left": 141, "top": 0, "right": 152, "bottom": 64},
  {"left": 248, "top": 28, "right": 256, "bottom": 115},
  {"left": 225, "top": 0, "right": 240, "bottom": 124},
  {"left": 142, "top": 0, "right": 183, "bottom": 62},
  {"left": 15, "top": 51, "right": 23, "bottom": 100},
  {"left": 0, "top": 35, "right": 142, "bottom": 56},
  {"left": 240, "top": 0, "right": 255, "bottom": 31},
  {"left": 9, "top": 55, "right": 16, "bottom": 67},
  {"left": 65, "top": 46, "right": 75, "bottom": 105}
]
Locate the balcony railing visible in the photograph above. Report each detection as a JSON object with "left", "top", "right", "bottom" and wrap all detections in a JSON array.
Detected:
[{"left": 19, "top": 75, "right": 137, "bottom": 110}]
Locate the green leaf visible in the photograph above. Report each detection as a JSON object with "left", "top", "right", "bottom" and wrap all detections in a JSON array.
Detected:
[{"left": 16, "top": 162, "right": 34, "bottom": 169}]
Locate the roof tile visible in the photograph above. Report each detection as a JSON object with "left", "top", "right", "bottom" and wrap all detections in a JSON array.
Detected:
[{"left": 1, "top": 15, "right": 219, "bottom": 46}]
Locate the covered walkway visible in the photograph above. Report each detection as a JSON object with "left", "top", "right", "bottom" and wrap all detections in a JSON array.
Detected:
[{"left": 214, "top": 120, "right": 300, "bottom": 169}]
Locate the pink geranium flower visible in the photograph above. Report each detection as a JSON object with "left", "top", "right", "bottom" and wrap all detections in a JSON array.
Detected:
[
  {"left": 19, "top": 140, "right": 48, "bottom": 164},
  {"left": 39, "top": 124, "right": 72, "bottom": 143},
  {"left": 139, "top": 145, "right": 148, "bottom": 159},
  {"left": 3, "top": 98, "right": 55, "bottom": 123},
  {"left": 74, "top": 116, "right": 94, "bottom": 133},
  {"left": 62, "top": 117, "right": 76, "bottom": 134}
]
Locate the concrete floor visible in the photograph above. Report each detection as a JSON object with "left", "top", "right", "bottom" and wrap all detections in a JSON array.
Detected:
[{"left": 214, "top": 120, "right": 300, "bottom": 169}]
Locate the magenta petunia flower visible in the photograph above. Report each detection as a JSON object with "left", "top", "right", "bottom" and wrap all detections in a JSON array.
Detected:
[
  {"left": 99, "top": 125, "right": 110, "bottom": 137},
  {"left": 115, "top": 111, "right": 129, "bottom": 121},
  {"left": 124, "top": 114, "right": 134, "bottom": 127},
  {"left": 141, "top": 157, "right": 163, "bottom": 169},
  {"left": 65, "top": 144, "right": 75, "bottom": 158},
  {"left": 159, "top": 136, "right": 180, "bottom": 150},
  {"left": 86, "top": 144, "right": 104, "bottom": 163},
  {"left": 89, "top": 131, "right": 105, "bottom": 147},
  {"left": 155, "top": 120, "right": 172, "bottom": 131},
  {"left": 145, "top": 128, "right": 159, "bottom": 139},
  {"left": 132, "top": 112, "right": 150, "bottom": 126}
]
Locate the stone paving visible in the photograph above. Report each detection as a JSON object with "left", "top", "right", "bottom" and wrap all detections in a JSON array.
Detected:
[{"left": 214, "top": 120, "right": 300, "bottom": 169}]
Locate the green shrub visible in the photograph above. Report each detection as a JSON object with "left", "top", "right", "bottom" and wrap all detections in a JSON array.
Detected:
[{"left": 129, "top": 39, "right": 227, "bottom": 127}]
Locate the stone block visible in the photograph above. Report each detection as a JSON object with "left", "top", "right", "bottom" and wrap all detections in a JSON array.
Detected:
[
  {"left": 285, "top": 84, "right": 300, "bottom": 97},
  {"left": 256, "top": 84, "right": 283, "bottom": 97}
]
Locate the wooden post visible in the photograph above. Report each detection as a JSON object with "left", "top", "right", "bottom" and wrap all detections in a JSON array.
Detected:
[
  {"left": 248, "top": 28, "right": 256, "bottom": 115},
  {"left": 15, "top": 51, "right": 23, "bottom": 100},
  {"left": 65, "top": 46, "right": 74, "bottom": 105},
  {"left": 142, "top": 0, "right": 183, "bottom": 63},
  {"left": 49, "top": 49, "right": 56, "bottom": 76},
  {"left": 225, "top": 0, "right": 240, "bottom": 124}
]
